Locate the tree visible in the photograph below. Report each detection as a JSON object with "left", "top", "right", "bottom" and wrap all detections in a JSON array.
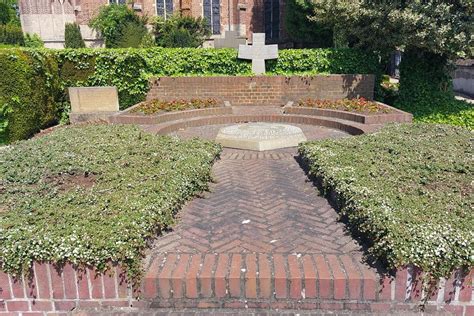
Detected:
[
  {"left": 64, "top": 22, "right": 86, "bottom": 48},
  {"left": 284, "top": 0, "right": 333, "bottom": 48},
  {"left": 89, "top": 4, "right": 149, "bottom": 48},
  {"left": 116, "top": 21, "right": 149, "bottom": 48},
  {"left": 152, "top": 14, "right": 210, "bottom": 48},
  {"left": 309, "top": 0, "right": 473, "bottom": 115}
]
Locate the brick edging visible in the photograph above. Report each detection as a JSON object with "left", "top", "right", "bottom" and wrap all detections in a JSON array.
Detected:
[
  {"left": 148, "top": 114, "right": 372, "bottom": 136},
  {"left": 110, "top": 107, "right": 233, "bottom": 125},
  {"left": 1, "top": 260, "right": 473, "bottom": 315},
  {"left": 284, "top": 105, "right": 412, "bottom": 124}
]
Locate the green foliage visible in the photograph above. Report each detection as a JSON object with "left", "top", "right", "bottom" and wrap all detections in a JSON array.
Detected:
[
  {"left": 310, "top": 0, "right": 473, "bottom": 59},
  {"left": 23, "top": 33, "right": 44, "bottom": 48},
  {"left": 395, "top": 49, "right": 473, "bottom": 129},
  {"left": 284, "top": 0, "right": 333, "bottom": 48},
  {"left": 0, "top": 3, "right": 13, "bottom": 25},
  {"left": 64, "top": 23, "right": 85, "bottom": 49},
  {"left": 139, "top": 32, "right": 155, "bottom": 48},
  {"left": 299, "top": 123, "right": 473, "bottom": 282},
  {"left": 152, "top": 15, "right": 211, "bottom": 48},
  {"left": 89, "top": 4, "right": 148, "bottom": 48},
  {"left": 0, "top": 49, "right": 60, "bottom": 143},
  {"left": 116, "top": 21, "right": 149, "bottom": 48},
  {"left": 0, "top": 24, "right": 23, "bottom": 46},
  {"left": 0, "top": 124, "right": 221, "bottom": 280}
]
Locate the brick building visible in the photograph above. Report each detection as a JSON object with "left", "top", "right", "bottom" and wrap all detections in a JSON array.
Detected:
[{"left": 19, "top": 0, "right": 288, "bottom": 48}]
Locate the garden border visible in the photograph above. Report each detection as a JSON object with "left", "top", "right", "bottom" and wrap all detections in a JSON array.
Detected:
[{"left": 1, "top": 262, "right": 472, "bottom": 315}]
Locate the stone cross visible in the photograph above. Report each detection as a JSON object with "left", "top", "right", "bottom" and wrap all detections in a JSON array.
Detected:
[
  {"left": 214, "top": 30, "right": 246, "bottom": 49},
  {"left": 238, "top": 33, "right": 278, "bottom": 75}
]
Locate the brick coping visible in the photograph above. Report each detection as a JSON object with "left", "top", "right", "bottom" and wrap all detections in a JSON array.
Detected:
[
  {"left": 109, "top": 103, "right": 412, "bottom": 136},
  {"left": 1, "top": 261, "right": 472, "bottom": 315},
  {"left": 284, "top": 102, "right": 413, "bottom": 125}
]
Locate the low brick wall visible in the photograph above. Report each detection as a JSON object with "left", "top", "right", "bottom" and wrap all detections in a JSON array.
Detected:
[
  {"left": 146, "top": 75, "right": 375, "bottom": 106},
  {"left": 1, "top": 263, "right": 473, "bottom": 315}
]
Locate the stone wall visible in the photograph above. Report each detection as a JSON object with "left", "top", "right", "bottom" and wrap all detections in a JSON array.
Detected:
[
  {"left": 146, "top": 75, "right": 375, "bottom": 106},
  {"left": 454, "top": 60, "right": 474, "bottom": 98}
]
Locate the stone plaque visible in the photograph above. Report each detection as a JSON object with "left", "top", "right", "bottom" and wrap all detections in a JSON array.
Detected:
[{"left": 69, "top": 87, "right": 119, "bottom": 113}]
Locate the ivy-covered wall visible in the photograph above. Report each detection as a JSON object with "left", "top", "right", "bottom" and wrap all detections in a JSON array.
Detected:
[{"left": 0, "top": 47, "right": 380, "bottom": 144}]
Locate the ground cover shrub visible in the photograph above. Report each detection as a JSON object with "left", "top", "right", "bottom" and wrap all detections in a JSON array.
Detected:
[
  {"left": 0, "top": 124, "right": 221, "bottom": 280},
  {"left": 0, "top": 48, "right": 60, "bottom": 144},
  {"left": 297, "top": 97, "right": 390, "bottom": 114},
  {"left": 299, "top": 124, "right": 473, "bottom": 286},
  {"left": 64, "top": 23, "right": 85, "bottom": 48},
  {"left": 131, "top": 98, "right": 219, "bottom": 115}
]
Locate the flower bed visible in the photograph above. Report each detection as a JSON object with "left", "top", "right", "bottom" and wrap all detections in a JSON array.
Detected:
[
  {"left": 0, "top": 124, "right": 221, "bottom": 280},
  {"left": 299, "top": 124, "right": 473, "bottom": 280},
  {"left": 130, "top": 98, "right": 219, "bottom": 115},
  {"left": 297, "top": 98, "right": 391, "bottom": 114}
]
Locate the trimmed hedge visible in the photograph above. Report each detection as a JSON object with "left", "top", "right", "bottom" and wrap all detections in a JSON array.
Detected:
[
  {"left": 0, "top": 47, "right": 379, "bottom": 143},
  {"left": 0, "top": 49, "right": 60, "bottom": 144},
  {"left": 299, "top": 124, "right": 473, "bottom": 281},
  {"left": 0, "top": 124, "right": 221, "bottom": 280}
]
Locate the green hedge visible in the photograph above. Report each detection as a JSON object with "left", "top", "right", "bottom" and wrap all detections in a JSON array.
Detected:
[
  {"left": 0, "top": 49, "right": 60, "bottom": 144},
  {"left": 0, "top": 47, "right": 379, "bottom": 143},
  {"left": 299, "top": 124, "right": 473, "bottom": 281}
]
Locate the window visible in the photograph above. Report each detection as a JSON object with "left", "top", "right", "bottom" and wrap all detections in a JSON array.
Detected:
[
  {"left": 109, "top": 0, "right": 127, "bottom": 4},
  {"left": 203, "top": 0, "right": 220, "bottom": 35},
  {"left": 157, "top": 0, "right": 173, "bottom": 18},
  {"left": 264, "top": 0, "right": 279, "bottom": 41}
]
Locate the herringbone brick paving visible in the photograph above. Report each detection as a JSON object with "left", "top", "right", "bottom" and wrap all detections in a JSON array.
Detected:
[
  {"left": 143, "top": 148, "right": 382, "bottom": 302},
  {"left": 148, "top": 148, "right": 360, "bottom": 256}
]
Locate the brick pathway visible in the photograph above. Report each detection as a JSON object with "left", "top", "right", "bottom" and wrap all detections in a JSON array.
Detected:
[{"left": 142, "top": 147, "right": 383, "bottom": 307}]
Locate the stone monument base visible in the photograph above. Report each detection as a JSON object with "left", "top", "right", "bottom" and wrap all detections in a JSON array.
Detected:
[
  {"left": 215, "top": 122, "right": 307, "bottom": 151},
  {"left": 69, "top": 112, "right": 118, "bottom": 124}
]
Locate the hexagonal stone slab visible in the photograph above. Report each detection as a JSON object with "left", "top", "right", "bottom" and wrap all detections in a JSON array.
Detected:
[{"left": 215, "top": 122, "right": 307, "bottom": 151}]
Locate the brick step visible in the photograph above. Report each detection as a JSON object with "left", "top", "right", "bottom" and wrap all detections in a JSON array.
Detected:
[
  {"left": 142, "top": 253, "right": 385, "bottom": 302},
  {"left": 141, "top": 113, "right": 376, "bottom": 136},
  {"left": 138, "top": 253, "right": 472, "bottom": 313}
]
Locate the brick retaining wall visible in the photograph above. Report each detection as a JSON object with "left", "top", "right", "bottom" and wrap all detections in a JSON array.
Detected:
[
  {"left": 1, "top": 263, "right": 473, "bottom": 315},
  {"left": 146, "top": 75, "right": 375, "bottom": 106}
]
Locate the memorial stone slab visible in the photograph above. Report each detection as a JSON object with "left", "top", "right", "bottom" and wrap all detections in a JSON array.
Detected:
[
  {"left": 68, "top": 86, "right": 119, "bottom": 123},
  {"left": 238, "top": 33, "right": 278, "bottom": 75},
  {"left": 215, "top": 122, "right": 307, "bottom": 151}
]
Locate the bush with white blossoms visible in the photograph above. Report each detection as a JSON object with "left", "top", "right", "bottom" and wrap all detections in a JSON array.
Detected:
[
  {"left": 0, "top": 124, "right": 221, "bottom": 280},
  {"left": 299, "top": 124, "right": 473, "bottom": 280}
]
